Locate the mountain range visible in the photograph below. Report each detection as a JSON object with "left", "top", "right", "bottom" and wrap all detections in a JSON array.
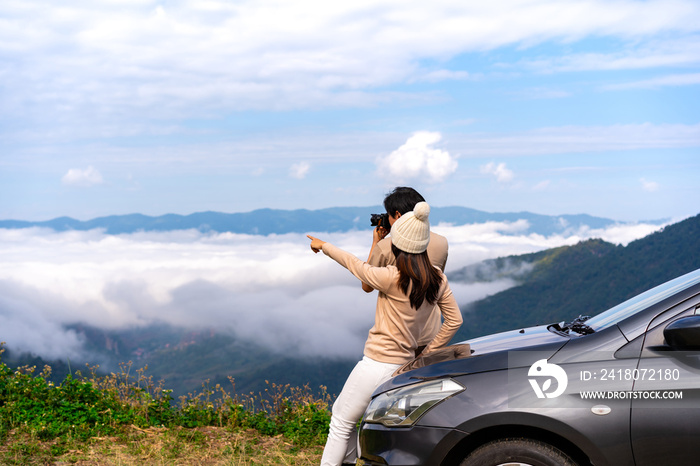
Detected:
[{"left": 0, "top": 207, "right": 658, "bottom": 236}]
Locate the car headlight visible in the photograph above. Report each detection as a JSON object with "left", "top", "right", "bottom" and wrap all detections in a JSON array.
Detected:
[{"left": 363, "top": 378, "right": 465, "bottom": 427}]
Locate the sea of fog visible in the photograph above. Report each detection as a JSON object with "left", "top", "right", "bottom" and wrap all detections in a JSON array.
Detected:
[{"left": 0, "top": 220, "right": 664, "bottom": 361}]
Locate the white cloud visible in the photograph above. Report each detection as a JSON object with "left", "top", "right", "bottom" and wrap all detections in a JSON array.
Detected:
[
  {"left": 376, "top": 131, "right": 458, "bottom": 183},
  {"left": 520, "top": 38, "right": 700, "bottom": 74},
  {"left": 412, "top": 69, "right": 471, "bottom": 83},
  {"left": 289, "top": 161, "right": 310, "bottom": 179},
  {"left": 452, "top": 118, "right": 477, "bottom": 126},
  {"left": 454, "top": 123, "right": 700, "bottom": 157},
  {"left": 641, "top": 177, "right": 660, "bottom": 192},
  {"left": 604, "top": 72, "right": 700, "bottom": 90},
  {"left": 0, "top": 220, "right": 664, "bottom": 361},
  {"left": 513, "top": 87, "right": 572, "bottom": 100},
  {"left": 8, "top": 122, "right": 698, "bottom": 175},
  {"left": 481, "top": 161, "right": 514, "bottom": 183},
  {"left": 2, "top": 0, "right": 698, "bottom": 121},
  {"left": 432, "top": 219, "right": 666, "bottom": 272},
  {"left": 449, "top": 279, "right": 518, "bottom": 307},
  {"left": 533, "top": 180, "right": 551, "bottom": 191},
  {"left": 61, "top": 166, "right": 104, "bottom": 187},
  {"left": 571, "top": 222, "right": 665, "bottom": 246},
  {"left": 0, "top": 280, "right": 87, "bottom": 360}
]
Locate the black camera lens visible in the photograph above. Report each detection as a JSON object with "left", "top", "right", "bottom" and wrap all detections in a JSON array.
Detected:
[{"left": 370, "top": 213, "right": 390, "bottom": 231}]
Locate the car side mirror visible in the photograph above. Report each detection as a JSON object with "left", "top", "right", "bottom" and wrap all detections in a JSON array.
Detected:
[{"left": 664, "top": 316, "right": 700, "bottom": 350}]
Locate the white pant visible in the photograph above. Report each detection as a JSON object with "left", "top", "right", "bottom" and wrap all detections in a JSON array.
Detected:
[{"left": 321, "top": 356, "right": 401, "bottom": 466}]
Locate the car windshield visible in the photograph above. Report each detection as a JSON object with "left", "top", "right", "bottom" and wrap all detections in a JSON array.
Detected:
[{"left": 585, "top": 268, "right": 700, "bottom": 331}]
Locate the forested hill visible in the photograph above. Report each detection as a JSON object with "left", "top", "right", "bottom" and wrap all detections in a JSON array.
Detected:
[{"left": 449, "top": 212, "right": 700, "bottom": 342}]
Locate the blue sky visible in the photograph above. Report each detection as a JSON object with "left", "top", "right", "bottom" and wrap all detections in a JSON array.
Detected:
[{"left": 1, "top": 0, "right": 699, "bottom": 222}]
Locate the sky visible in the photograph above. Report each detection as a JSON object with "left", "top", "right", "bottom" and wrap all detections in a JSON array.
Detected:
[{"left": 1, "top": 0, "right": 699, "bottom": 222}]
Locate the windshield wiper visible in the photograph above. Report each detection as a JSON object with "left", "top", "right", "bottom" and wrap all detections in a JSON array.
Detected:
[
  {"left": 548, "top": 315, "right": 595, "bottom": 336},
  {"left": 567, "top": 315, "right": 594, "bottom": 334}
]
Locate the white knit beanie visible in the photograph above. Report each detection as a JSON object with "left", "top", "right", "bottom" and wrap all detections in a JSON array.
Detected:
[{"left": 391, "top": 202, "right": 431, "bottom": 254}]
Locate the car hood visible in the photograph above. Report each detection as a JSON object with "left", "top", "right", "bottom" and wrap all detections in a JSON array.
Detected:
[
  {"left": 466, "top": 323, "right": 569, "bottom": 356},
  {"left": 375, "top": 324, "right": 570, "bottom": 394}
]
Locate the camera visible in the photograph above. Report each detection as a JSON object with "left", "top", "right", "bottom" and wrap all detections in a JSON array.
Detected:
[{"left": 370, "top": 213, "right": 391, "bottom": 232}]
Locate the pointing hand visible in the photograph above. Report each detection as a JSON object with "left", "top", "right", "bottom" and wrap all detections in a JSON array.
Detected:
[{"left": 307, "top": 235, "right": 325, "bottom": 253}]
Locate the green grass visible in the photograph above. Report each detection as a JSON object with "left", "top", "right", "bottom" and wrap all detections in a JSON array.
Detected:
[{"left": 0, "top": 343, "right": 331, "bottom": 464}]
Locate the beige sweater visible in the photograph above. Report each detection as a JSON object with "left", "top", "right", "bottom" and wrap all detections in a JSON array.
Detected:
[
  {"left": 368, "top": 231, "right": 449, "bottom": 346},
  {"left": 322, "top": 242, "right": 463, "bottom": 365}
]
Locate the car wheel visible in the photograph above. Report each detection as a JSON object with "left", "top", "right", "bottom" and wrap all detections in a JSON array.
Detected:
[{"left": 460, "top": 438, "right": 577, "bottom": 466}]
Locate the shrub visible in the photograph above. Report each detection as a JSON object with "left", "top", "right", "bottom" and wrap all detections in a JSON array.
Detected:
[{"left": 0, "top": 343, "right": 331, "bottom": 448}]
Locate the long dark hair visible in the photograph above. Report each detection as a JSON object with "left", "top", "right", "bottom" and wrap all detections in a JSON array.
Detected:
[{"left": 392, "top": 244, "right": 443, "bottom": 310}]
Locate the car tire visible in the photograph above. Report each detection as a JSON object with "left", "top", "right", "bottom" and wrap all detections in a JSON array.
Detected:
[{"left": 459, "top": 438, "right": 577, "bottom": 466}]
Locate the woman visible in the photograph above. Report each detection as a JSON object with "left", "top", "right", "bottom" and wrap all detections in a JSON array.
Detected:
[{"left": 307, "top": 201, "right": 463, "bottom": 466}]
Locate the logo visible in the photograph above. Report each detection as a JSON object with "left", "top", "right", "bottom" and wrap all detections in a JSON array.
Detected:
[{"left": 528, "top": 359, "right": 568, "bottom": 398}]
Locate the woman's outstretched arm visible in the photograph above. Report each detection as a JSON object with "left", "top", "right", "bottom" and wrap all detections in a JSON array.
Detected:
[{"left": 307, "top": 235, "right": 393, "bottom": 292}]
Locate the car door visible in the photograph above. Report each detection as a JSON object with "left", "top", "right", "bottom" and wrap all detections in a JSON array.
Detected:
[{"left": 630, "top": 304, "right": 700, "bottom": 466}]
